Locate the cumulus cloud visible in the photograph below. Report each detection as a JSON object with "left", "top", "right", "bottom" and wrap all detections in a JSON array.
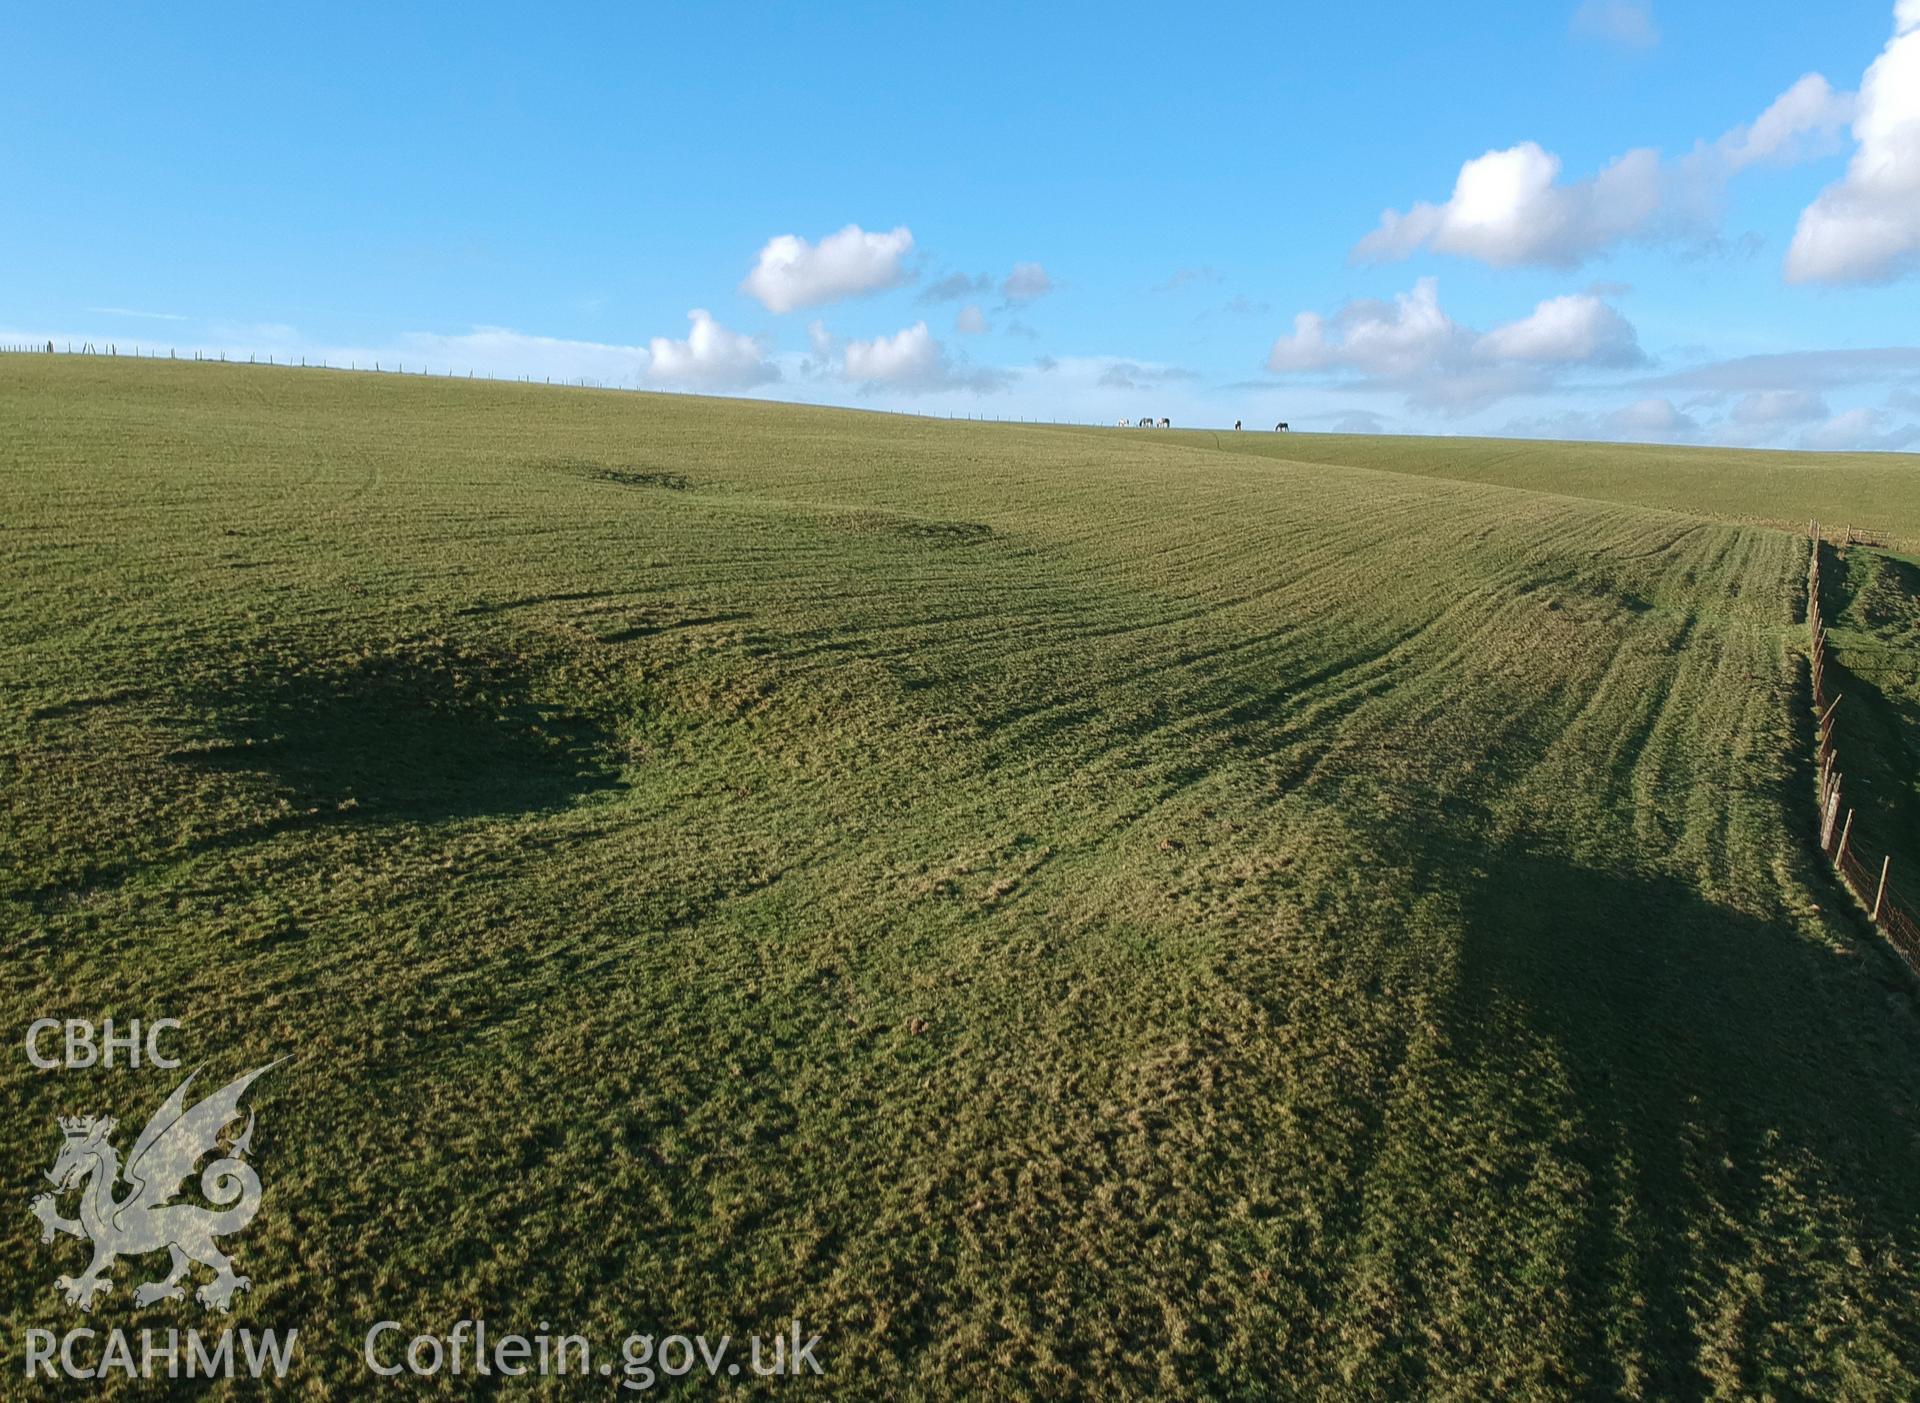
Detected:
[
  {"left": 1356, "top": 70, "right": 1859, "bottom": 269},
  {"left": 955, "top": 305, "right": 988, "bottom": 335},
  {"left": 1474, "top": 293, "right": 1645, "bottom": 365},
  {"left": 1572, "top": 0, "right": 1659, "bottom": 50},
  {"left": 1353, "top": 142, "right": 1663, "bottom": 268},
  {"left": 740, "top": 224, "right": 913, "bottom": 313},
  {"left": 646, "top": 309, "right": 778, "bottom": 390},
  {"left": 1267, "top": 278, "right": 1464, "bottom": 376},
  {"left": 839, "top": 321, "right": 1009, "bottom": 393},
  {"left": 843, "top": 322, "right": 939, "bottom": 384},
  {"left": 1721, "top": 74, "right": 1855, "bottom": 170},
  {"left": 1784, "top": 5, "right": 1920, "bottom": 283},
  {"left": 1265, "top": 279, "right": 1643, "bottom": 412},
  {"left": 1001, "top": 262, "right": 1053, "bottom": 305}
]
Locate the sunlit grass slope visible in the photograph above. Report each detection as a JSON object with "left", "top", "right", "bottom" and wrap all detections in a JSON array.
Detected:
[
  {"left": 1158, "top": 428, "right": 1920, "bottom": 556},
  {"left": 4, "top": 359, "right": 1918, "bottom": 1398}
]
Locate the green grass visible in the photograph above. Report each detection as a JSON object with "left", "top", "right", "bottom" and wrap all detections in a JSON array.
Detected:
[
  {"left": 1157, "top": 429, "right": 1920, "bottom": 557},
  {"left": 4, "top": 357, "right": 1920, "bottom": 1399}
]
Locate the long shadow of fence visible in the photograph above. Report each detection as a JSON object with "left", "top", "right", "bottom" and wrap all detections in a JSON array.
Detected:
[{"left": 1807, "top": 524, "right": 1919, "bottom": 972}]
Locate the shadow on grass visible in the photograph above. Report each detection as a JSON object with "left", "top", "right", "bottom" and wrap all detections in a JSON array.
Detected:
[
  {"left": 1816, "top": 546, "right": 1920, "bottom": 865},
  {"left": 1455, "top": 848, "right": 1920, "bottom": 1395},
  {"left": 175, "top": 638, "right": 624, "bottom": 823}
]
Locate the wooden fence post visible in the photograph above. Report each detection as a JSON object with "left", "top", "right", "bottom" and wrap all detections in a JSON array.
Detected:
[
  {"left": 1836, "top": 809, "right": 1855, "bottom": 865},
  {"left": 1872, "top": 857, "right": 1891, "bottom": 923}
]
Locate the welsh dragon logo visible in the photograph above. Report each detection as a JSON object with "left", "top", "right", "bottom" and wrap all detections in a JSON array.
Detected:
[{"left": 29, "top": 1062, "right": 280, "bottom": 1314}]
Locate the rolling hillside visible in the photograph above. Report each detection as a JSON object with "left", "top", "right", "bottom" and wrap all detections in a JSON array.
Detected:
[
  {"left": 1162, "top": 428, "right": 1920, "bottom": 557},
  {"left": 4, "top": 358, "right": 1918, "bottom": 1397}
]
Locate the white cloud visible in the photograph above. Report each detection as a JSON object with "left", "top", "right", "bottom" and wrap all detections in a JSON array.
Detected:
[
  {"left": 843, "top": 321, "right": 942, "bottom": 385},
  {"left": 1476, "top": 293, "right": 1644, "bottom": 365},
  {"left": 1267, "top": 278, "right": 1465, "bottom": 376},
  {"left": 1784, "top": 7, "right": 1920, "bottom": 283},
  {"left": 955, "top": 305, "right": 988, "bottom": 335},
  {"left": 1266, "top": 280, "right": 1642, "bottom": 414},
  {"left": 1572, "top": 0, "right": 1659, "bottom": 50},
  {"left": 1266, "top": 280, "right": 1648, "bottom": 415},
  {"left": 740, "top": 224, "right": 913, "bottom": 313},
  {"left": 1800, "top": 406, "right": 1920, "bottom": 451},
  {"left": 1609, "top": 397, "right": 1698, "bottom": 438},
  {"left": 839, "top": 321, "right": 1009, "bottom": 393},
  {"left": 1353, "top": 142, "right": 1663, "bottom": 268},
  {"left": 1001, "top": 262, "right": 1053, "bottom": 304},
  {"left": 1721, "top": 74, "right": 1854, "bottom": 170},
  {"left": 1356, "top": 69, "right": 1860, "bottom": 269},
  {"left": 646, "top": 309, "right": 777, "bottom": 390}
]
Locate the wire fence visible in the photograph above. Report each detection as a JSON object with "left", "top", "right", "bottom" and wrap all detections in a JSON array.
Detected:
[{"left": 1808, "top": 523, "right": 1919, "bottom": 974}]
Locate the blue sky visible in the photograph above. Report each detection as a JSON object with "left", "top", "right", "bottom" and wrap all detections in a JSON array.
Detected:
[{"left": 5, "top": 0, "right": 1918, "bottom": 448}]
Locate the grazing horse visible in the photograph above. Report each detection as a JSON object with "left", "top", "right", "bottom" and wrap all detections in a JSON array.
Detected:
[
  {"left": 1234, "top": 420, "right": 1242, "bottom": 430},
  {"left": 1274, "top": 421, "right": 1290, "bottom": 431},
  {"left": 1158, "top": 418, "right": 1170, "bottom": 428},
  {"left": 1138, "top": 416, "right": 1154, "bottom": 427}
]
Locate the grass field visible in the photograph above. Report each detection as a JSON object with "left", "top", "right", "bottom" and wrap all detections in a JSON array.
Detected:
[
  {"left": 4, "top": 357, "right": 1920, "bottom": 1398},
  {"left": 1167, "top": 429, "right": 1920, "bottom": 560}
]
